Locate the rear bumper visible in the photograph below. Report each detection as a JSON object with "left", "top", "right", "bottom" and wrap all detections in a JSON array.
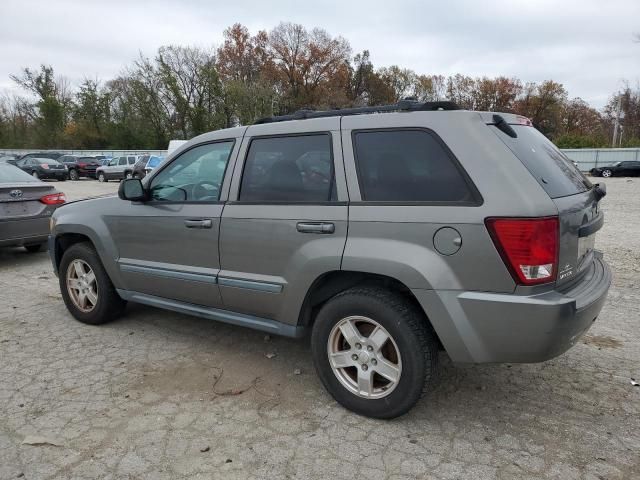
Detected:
[
  {"left": 41, "top": 171, "right": 67, "bottom": 180},
  {"left": 0, "top": 217, "right": 50, "bottom": 247},
  {"left": 413, "top": 252, "right": 611, "bottom": 363}
]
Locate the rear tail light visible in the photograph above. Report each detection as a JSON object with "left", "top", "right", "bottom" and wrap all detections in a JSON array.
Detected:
[
  {"left": 41, "top": 164, "right": 49, "bottom": 169},
  {"left": 485, "top": 217, "right": 559, "bottom": 285},
  {"left": 40, "top": 192, "right": 66, "bottom": 205}
]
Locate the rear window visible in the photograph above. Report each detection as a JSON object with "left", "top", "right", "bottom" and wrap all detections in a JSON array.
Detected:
[
  {"left": 352, "top": 129, "right": 478, "bottom": 203},
  {"left": 0, "top": 164, "right": 39, "bottom": 183},
  {"left": 492, "top": 125, "right": 591, "bottom": 198},
  {"left": 37, "top": 159, "right": 60, "bottom": 165}
]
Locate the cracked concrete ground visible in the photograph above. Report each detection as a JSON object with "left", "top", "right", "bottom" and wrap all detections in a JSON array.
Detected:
[{"left": 1, "top": 178, "right": 639, "bottom": 480}]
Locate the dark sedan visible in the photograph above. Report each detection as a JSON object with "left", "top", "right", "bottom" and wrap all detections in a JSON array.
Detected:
[
  {"left": 58, "top": 155, "right": 102, "bottom": 180},
  {"left": 16, "top": 157, "right": 68, "bottom": 181},
  {"left": 590, "top": 161, "right": 640, "bottom": 177},
  {"left": 0, "top": 163, "right": 66, "bottom": 252}
]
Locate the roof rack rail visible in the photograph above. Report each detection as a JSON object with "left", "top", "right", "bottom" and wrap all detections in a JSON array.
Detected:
[{"left": 254, "top": 99, "right": 461, "bottom": 124}]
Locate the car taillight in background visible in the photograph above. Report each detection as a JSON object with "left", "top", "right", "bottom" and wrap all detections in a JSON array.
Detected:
[
  {"left": 41, "top": 164, "right": 49, "bottom": 169},
  {"left": 40, "top": 192, "right": 67, "bottom": 205},
  {"left": 515, "top": 116, "right": 533, "bottom": 126},
  {"left": 485, "top": 217, "right": 559, "bottom": 285}
]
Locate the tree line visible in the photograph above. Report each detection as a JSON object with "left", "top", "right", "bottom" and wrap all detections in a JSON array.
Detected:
[{"left": 0, "top": 22, "right": 638, "bottom": 150}]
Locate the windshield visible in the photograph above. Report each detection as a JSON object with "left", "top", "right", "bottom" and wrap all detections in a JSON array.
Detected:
[
  {"left": 0, "top": 163, "right": 40, "bottom": 183},
  {"left": 492, "top": 125, "right": 592, "bottom": 198}
]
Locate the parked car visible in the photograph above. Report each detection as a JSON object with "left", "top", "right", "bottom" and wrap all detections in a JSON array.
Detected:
[
  {"left": 49, "top": 100, "right": 611, "bottom": 419},
  {"left": 128, "top": 155, "right": 164, "bottom": 179},
  {"left": 19, "top": 152, "right": 63, "bottom": 161},
  {"left": 16, "top": 157, "right": 67, "bottom": 181},
  {"left": 95, "top": 155, "right": 137, "bottom": 182},
  {"left": 0, "top": 154, "right": 20, "bottom": 165},
  {"left": 57, "top": 155, "right": 102, "bottom": 180},
  {"left": 590, "top": 161, "right": 640, "bottom": 177},
  {"left": 1, "top": 163, "right": 66, "bottom": 251}
]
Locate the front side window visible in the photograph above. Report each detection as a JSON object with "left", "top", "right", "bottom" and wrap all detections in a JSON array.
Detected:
[
  {"left": 353, "top": 129, "right": 476, "bottom": 203},
  {"left": 150, "top": 141, "right": 234, "bottom": 202},
  {"left": 239, "top": 134, "right": 335, "bottom": 202}
]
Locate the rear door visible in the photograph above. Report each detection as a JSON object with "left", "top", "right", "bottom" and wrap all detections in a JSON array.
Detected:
[
  {"left": 490, "top": 123, "right": 601, "bottom": 285},
  {"left": 219, "top": 118, "right": 349, "bottom": 324}
]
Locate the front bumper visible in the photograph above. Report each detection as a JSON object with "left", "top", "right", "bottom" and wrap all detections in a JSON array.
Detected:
[{"left": 413, "top": 252, "right": 612, "bottom": 363}]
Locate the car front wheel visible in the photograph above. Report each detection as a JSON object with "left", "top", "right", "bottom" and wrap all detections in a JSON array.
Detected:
[
  {"left": 69, "top": 169, "right": 79, "bottom": 181},
  {"left": 602, "top": 169, "right": 612, "bottom": 177},
  {"left": 311, "top": 287, "right": 439, "bottom": 419},
  {"left": 59, "top": 242, "right": 126, "bottom": 325}
]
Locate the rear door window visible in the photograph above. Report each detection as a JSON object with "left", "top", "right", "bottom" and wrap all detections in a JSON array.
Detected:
[
  {"left": 352, "top": 129, "right": 478, "bottom": 203},
  {"left": 492, "top": 125, "right": 591, "bottom": 198},
  {"left": 239, "top": 134, "right": 335, "bottom": 202}
]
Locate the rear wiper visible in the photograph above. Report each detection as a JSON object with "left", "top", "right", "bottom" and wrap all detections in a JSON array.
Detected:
[{"left": 492, "top": 114, "right": 518, "bottom": 138}]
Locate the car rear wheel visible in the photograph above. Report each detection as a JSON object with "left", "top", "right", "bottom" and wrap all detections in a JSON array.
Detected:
[
  {"left": 602, "top": 169, "right": 612, "bottom": 177},
  {"left": 311, "top": 287, "right": 439, "bottom": 419},
  {"left": 31, "top": 171, "right": 39, "bottom": 179},
  {"left": 124, "top": 171, "right": 133, "bottom": 179},
  {"left": 24, "top": 244, "right": 44, "bottom": 253},
  {"left": 69, "top": 169, "right": 79, "bottom": 181},
  {"left": 59, "top": 242, "right": 126, "bottom": 325},
  {"left": 97, "top": 172, "right": 107, "bottom": 182}
]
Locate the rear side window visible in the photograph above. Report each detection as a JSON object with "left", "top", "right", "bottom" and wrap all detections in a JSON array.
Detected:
[
  {"left": 353, "top": 129, "right": 477, "bottom": 203},
  {"left": 492, "top": 125, "right": 591, "bottom": 198},
  {"left": 240, "top": 134, "right": 335, "bottom": 202}
]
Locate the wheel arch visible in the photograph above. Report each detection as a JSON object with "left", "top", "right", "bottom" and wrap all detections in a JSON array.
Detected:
[{"left": 297, "top": 270, "right": 443, "bottom": 348}]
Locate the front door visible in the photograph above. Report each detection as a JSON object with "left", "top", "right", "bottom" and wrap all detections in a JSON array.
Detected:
[
  {"left": 218, "top": 118, "right": 349, "bottom": 325},
  {"left": 110, "top": 139, "right": 240, "bottom": 307}
]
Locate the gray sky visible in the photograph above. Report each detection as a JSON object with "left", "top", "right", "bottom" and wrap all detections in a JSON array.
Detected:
[{"left": 1, "top": 0, "right": 638, "bottom": 108}]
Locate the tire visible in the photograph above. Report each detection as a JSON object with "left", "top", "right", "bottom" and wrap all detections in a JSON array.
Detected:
[
  {"left": 24, "top": 244, "right": 43, "bottom": 253},
  {"left": 311, "top": 287, "right": 439, "bottom": 419},
  {"left": 602, "top": 169, "right": 612, "bottom": 178},
  {"left": 124, "top": 171, "right": 133, "bottom": 179},
  {"left": 98, "top": 172, "right": 107, "bottom": 182},
  {"left": 32, "top": 171, "right": 39, "bottom": 179},
  {"left": 132, "top": 173, "right": 140, "bottom": 179},
  {"left": 69, "top": 169, "right": 79, "bottom": 181},
  {"left": 59, "top": 242, "right": 126, "bottom": 325}
]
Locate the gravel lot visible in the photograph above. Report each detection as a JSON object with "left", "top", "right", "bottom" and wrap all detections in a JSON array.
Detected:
[{"left": 1, "top": 178, "right": 639, "bottom": 480}]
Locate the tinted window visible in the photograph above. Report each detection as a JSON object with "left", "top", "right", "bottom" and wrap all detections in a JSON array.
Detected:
[
  {"left": 150, "top": 141, "right": 234, "bottom": 202},
  {"left": 353, "top": 129, "right": 475, "bottom": 202},
  {"left": 240, "top": 134, "right": 335, "bottom": 202},
  {"left": 493, "top": 125, "right": 591, "bottom": 198},
  {"left": 37, "top": 159, "right": 59, "bottom": 165}
]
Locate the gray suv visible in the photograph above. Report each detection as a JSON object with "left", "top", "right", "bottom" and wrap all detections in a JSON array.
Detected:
[{"left": 49, "top": 101, "right": 611, "bottom": 418}]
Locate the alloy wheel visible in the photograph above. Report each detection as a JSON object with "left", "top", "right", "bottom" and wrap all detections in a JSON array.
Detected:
[
  {"left": 327, "top": 316, "right": 402, "bottom": 399},
  {"left": 66, "top": 259, "right": 98, "bottom": 313}
]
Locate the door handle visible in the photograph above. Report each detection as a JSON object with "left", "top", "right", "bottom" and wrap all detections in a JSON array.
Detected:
[
  {"left": 184, "top": 219, "right": 213, "bottom": 229},
  {"left": 296, "top": 222, "right": 335, "bottom": 234}
]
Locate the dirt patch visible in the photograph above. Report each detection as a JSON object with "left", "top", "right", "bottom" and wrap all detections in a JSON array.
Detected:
[{"left": 582, "top": 335, "right": 623, "bottom": 349}]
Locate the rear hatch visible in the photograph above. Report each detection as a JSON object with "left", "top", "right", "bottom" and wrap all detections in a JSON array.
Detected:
[{"left": 488, "top": 115, "right": 603, "bottom": 287}]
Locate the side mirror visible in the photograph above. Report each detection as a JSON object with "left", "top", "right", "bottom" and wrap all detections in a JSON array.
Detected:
[{"left": 119, "top": 178, "right": 147, "bottom": 202}]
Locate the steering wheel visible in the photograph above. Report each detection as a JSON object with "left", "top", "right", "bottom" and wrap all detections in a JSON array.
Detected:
[{"left": 193, "top": 180, "right": 220, "bottom": 201}]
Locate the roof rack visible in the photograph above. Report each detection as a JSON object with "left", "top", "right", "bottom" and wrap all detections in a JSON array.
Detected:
[{"left": 254, "top": 99, "right": 461, "bottom": 124}]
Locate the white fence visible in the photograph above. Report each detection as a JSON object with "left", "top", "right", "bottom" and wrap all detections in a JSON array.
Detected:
[
  {"left": 2, "top": 147, "right": 640, "bottom": 173},
  {"left": 0, "top": 149, "right": 167, "bottom": 157},
  {"left": 562, "top": 148, "right": 640, "bottom": 172}
]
